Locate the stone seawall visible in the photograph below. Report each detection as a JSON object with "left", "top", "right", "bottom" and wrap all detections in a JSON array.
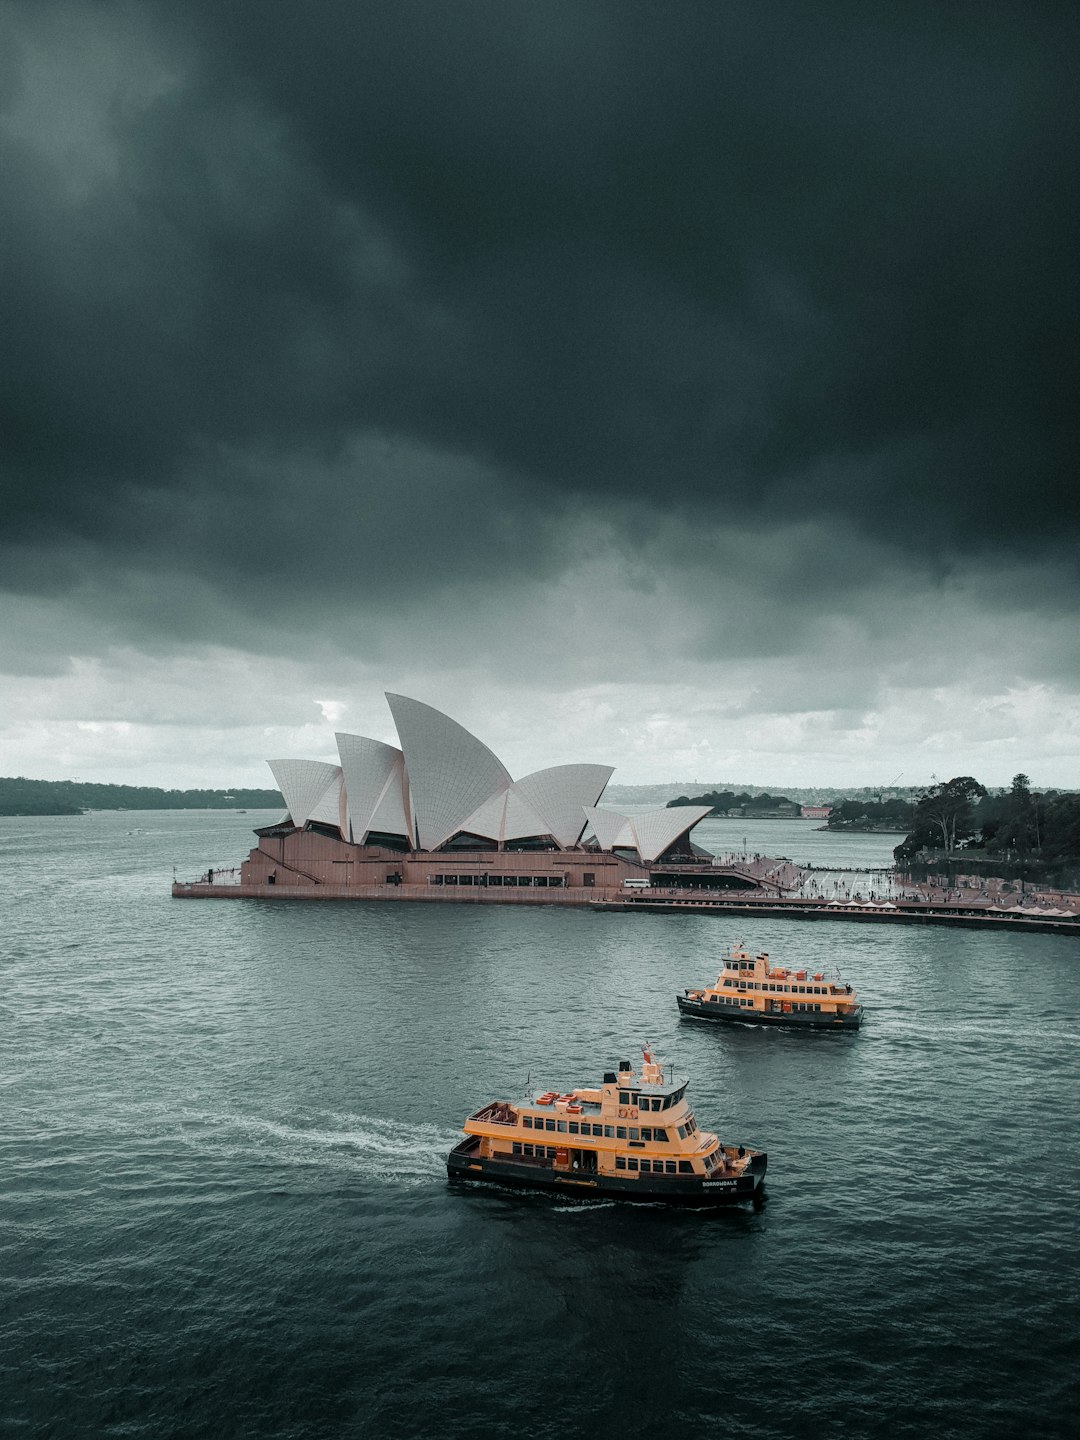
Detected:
[
  {"left": 172, "top": 880, "right": 1080, "bottom": 932},
  {"left": 172, "top": 881, "right": 604, "bottom": 905}
]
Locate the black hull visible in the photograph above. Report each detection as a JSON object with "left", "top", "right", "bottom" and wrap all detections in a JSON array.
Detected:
[
  {"left": 447, "top": 1141, "right": 766, "bottom": 1207},
  {"left": 677, "top": 994, "right": 862, "bottom": 1030}
]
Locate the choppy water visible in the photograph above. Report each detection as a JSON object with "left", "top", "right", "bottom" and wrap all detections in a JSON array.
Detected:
[{"left": 3, "top": 812, "right": 1078, "bottom": 1438}]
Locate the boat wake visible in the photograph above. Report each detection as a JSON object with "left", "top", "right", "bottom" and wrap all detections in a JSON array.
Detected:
[
  {"left": 550, "top": 1200, "right": 618, "bottom": 1214},
  {"left": 182, "top": 1109, "right": 457, "bottom": 1188}
]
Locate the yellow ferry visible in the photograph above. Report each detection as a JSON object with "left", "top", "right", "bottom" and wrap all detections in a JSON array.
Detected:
[
  {"left": 447, "top": 1047, "right": 767, "bottom": 1205},
  {"left": 678, "top": 946, "right": 863, "bottom": 1030}
]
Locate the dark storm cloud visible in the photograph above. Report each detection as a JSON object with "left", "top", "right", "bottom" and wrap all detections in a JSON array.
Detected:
[{"left": 2, "top": 0, "right": 1077, "bottom": 658}]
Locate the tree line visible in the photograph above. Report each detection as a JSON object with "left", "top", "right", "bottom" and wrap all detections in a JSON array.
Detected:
[
  {"left": 894, "top": 774, "right": 1080, "bottom": 878},
  {"left": 668, "top": 790, "right": 797, "bottom": 814},
  {"left": 826, "top": 798, "right": 916, "bottom": 830},
  {"left": 0, "top": 777, "right": 283, "bottom": 816}
]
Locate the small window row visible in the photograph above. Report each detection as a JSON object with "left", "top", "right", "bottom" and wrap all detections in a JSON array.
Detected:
[
  {"left": 617, "top": 1089, "right": 681, "bottom": 1111},
  {"left": 615, "top": 1157, "right": 695, "bottom": 1174},
  {"left": 524, "top": 1116, "right": 669, "bottom": 1141},
  {"left": 430, "top": 874, "right": 566, "bottom": 887},
  {"left": 525, "top": 1116, "right": 604, "bottom": 1135},
  {"left": 512, "top": 1143, "right": 558, "bottom": 1158},
  {"left": 726, "top": 979, "right": 830, "bottom": 995}
]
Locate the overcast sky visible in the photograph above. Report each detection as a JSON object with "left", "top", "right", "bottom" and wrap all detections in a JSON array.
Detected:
[{"left": 2, "top": 2, "right": 1077, "bottom": 790}]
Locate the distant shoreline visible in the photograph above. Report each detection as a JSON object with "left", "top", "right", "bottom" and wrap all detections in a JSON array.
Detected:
[
  {"left": 0, "top": 805, "right": 279, "bottom": 817},
  {"left": 817, "top": 824, "right": 908, "bottom": 834}
]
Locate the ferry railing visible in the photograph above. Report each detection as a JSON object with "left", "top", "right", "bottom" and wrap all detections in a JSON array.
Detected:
[{"left": 468, "top": 1102, "right": 518, "bottom": 1126}]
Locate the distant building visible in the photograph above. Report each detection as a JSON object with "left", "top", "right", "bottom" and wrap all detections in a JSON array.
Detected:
[{"left": 801, "top": 805, "right": 832, "bottom": 819}]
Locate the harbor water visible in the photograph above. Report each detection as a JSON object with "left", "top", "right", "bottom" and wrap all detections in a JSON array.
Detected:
[{"left": 3, "top": 811, "right": 1078, "bottom": 1438}]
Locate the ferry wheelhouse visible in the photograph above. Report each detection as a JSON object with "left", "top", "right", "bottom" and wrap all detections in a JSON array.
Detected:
[
  {"left": 447, "top": 1048, "right": 766, "bottom": 1205},
  {"left": 677, "top": 947, "right": 862, "bottom": 1030}
]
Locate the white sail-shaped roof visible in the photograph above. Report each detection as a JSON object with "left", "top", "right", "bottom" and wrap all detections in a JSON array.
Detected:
[
  {"left": 501, "top": 787, "right": 555, "bottom": 842},
  {"left": 386, "top": 693, "right": 512, "bottom": 851},
  {"left": 268, "top": 759, "right": 342, "bottom": 832},
  {"left": 335, "top": 733, "right": 410, "bottom": 844},
  {"left": 513, "top": 764, "right": 614, "bottom": 848},
  {"left": 456, "top": 789, "right": 508, "bottom": 842},
  {"left": 584, "top": 804, "right": 713, "bottom": 862},
  {"left": 457, "top": 785, "right": 561, "bottom": 844},
  {"left": 628, "top": 806, "right": 713, "bottom": 862},
  {"left": 583, "top": 806, "right": 632, "bottom": 852},
  {"left": 264, "top": 694, "right": 707, "bottom": 857},
  {"left": 306, "top": 767, "right": 347, "bottom": 836},
  {"left": 368, "top": 768, "right": 412, "bottom": 840}
]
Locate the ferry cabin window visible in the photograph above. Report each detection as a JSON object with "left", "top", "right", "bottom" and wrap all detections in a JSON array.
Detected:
[
  {"left": 640, "top": 1160, "right": 651, "bottom": 1172},
  {"left": 604, "top": 1125, "right": 614, "bottom": 1137},
  {"left": 627, "top": 1157, "right": 639, "bottom": 1170},
  {"left": 618, "top": 1091, "right": 630, "bottom": 1105},
  {"left": 615, "top": 1156, "right": 626, "bottom": 1169},
  {"left": 628, "top": 1127, "right": 640, "bottom": 1141},
  {"left": 654, "top": 1128, "right": 668, "bottom": 1142},
  {"left": 665, "top": 1160, "right": 676, "bottom": 1173},
  {"left": 592, "top": 1124, "right": 604, "bottom": 1136},
  {"left": 557, "top": 1121, "right": 567, "bottom": 1132},
  {"left": 616, "top": 1126, "right": 627, "bottom": 1139},
  {"left": 678, "top": 1125, "right": 687, "bottom": 1139},
  {"left": 523, "top": 1144, "right": 533, "bottom": 1155},
  {"left": 641, "top": 1127, "right": 651, "bottom": 1141},
  {"left": 678, "top": 1161, "right": 693, "bottom": 1174},
  {"left": 569, "top": 1122, "right": 579, "bottom": 1134},
  {"left": 513, "top": 1142, "right": 521, "bottom": 1154},
  {"left": 545, "top": 1119, "right": 556, "bottom": 1131},
  {"left": 523, "top": 1116, "right": 532, "bottom": 1127}
]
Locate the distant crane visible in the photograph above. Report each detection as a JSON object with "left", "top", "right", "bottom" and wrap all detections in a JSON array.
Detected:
[{"left": 875, "top": 772, "right": 904, "bottom": 805}]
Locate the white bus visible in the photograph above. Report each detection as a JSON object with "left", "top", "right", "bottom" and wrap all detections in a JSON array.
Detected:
[{"left": 622, "top": 878, "right": 651, "bottom": 890}]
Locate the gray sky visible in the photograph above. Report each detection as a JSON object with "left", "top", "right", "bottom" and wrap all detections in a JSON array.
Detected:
[{"left": 2, "top": 2, "right": 1077, "bottom": 789}]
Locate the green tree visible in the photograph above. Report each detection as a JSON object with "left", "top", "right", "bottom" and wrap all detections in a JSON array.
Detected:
[{"left": 895, "top": 776, "right": 987, "bottom": 860}]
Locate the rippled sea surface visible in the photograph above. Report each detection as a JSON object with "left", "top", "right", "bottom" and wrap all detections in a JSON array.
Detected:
[{"left": 3, "top": 812, "right": 1079, "bottom": 1439}]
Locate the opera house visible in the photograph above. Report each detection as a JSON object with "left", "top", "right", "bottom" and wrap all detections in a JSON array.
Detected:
[{"left": 184, "top": 694, "right": 753, "bottom": 904}]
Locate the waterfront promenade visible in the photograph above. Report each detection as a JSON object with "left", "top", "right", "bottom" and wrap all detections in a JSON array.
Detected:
[
  {"left": 709, "top": 850, "right": 1080, "bottom": 916},
  {"left": 175, "top": 850, "right": 1080, "bottom": 934}
]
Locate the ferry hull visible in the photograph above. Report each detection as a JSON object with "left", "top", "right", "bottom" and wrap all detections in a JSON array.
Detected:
[
  {"left": 447, "top": 1140, "right": 766, "bottom": 1206},
  {"left": 677, "top": 994, "right": 862, "bottom": 1030}
]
